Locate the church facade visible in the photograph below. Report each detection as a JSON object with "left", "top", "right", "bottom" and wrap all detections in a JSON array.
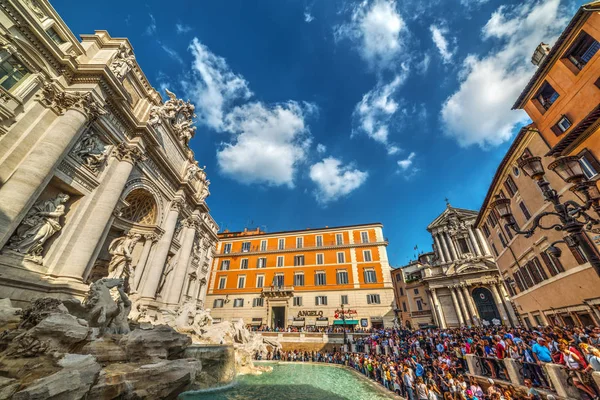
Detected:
[
  {"left": 0, "top": 0, "right": 218, "bottom": 317},
  {"left": 395, "top": 205, "right": 519, "bottom": 328}
]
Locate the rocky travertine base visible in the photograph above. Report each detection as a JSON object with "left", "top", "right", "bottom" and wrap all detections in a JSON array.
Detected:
[{"left": 0, "top": 298, "right": 201, "bottom": 400}]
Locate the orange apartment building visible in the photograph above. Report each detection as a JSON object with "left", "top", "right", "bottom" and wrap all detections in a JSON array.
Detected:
[{"left": 205, "top": 223, "right": 395, "bottom": 330}]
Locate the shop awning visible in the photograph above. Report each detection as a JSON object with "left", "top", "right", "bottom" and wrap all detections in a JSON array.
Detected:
[
  {"left": 333, "top": 319, "right": 359, "bottom": 325},
  {"left": 250, "top": 318, "right": 262, "bottom": 326},
  {"left": 315, "top": 318, "right": 329, "bottom": 327},
  {"left": 291, "top": 318, "right": 305, "bottom": 327},
  {"left": 370, "top": 317, "right": 383, "bottom": 322}
]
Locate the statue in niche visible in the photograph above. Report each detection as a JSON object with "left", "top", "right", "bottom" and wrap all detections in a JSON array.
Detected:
[
  {"left": 199, "top": 180, "right": 210, "bottom": 201},
  {"left": 25, "top": 0, "right": 46, "bottom": 19},
  {"left": 174, "top": 218, "right": 184, "bottom": 241},
  {"left": 71, "top": 131, "right": 108, "bottom": 173},
  {"left": 110, "top": 44, "right": 136, "bottom": 80},
  {"left": 7, "top": 193, "right": 69, "bottom": 263},
  {"left": 185, "top": 162, "right": 206, "bottom": 181},
  {"left": 107, "top": 233, "right": 142, "bottom": 293},
  {"left": 148, "top": 89, "right": 197, "bottom": 145},
  {"left": 156, "top": 256, "right": 176, "bottom": 297}
]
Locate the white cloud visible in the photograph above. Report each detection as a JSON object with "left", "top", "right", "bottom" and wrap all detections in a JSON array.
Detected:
[
  {"left": 145, "top": 14, "right": 157, "bottom": 36},
  {"left": 309, "top": 157, "right": 368, "bottom": 203},
  {"left": 304, "top": 11, "right": 315, "bottom": 23},
  {"left": 441, "top": 0, "right": 568, "bottom": 147},
  {"left": 461, "top": 0, "right": 490, "bottom": 7},
  {"left": 415, "top": 54, "right": 431, "bottom": 75},
  {"left": 316, "top": 143, "right": 327, "bottom": 153},
  {"left": 159, "top": 42, "right": 183, "bottom": 65},
  {"left": 387, "top": 145, "right": 400, "bottom": 155},
  {"left": 176, "top": 23, "right": 192, "bottom": 34},
  {"left": 397, "top": 152, "right": 419, "bottom": 179},
  {"left": 184, "top": 38, "right": 253, "bottom": 130},
  {"left": 430, "top": 25, "right": 456, "bottom": 64},
  {"left": 397, "top": 152, "right": 415, "bottom": 170},
  {"left": 334, "top": 0, "right": 406, "bottom": 70}
]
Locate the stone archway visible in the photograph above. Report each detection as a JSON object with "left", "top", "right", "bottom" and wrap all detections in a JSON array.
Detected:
[
  {"left": 472, "top": 287, "right": 501, "bottom": 324},
  {"left": 120, "top": 189, "right": 158, "bottom": 225}
]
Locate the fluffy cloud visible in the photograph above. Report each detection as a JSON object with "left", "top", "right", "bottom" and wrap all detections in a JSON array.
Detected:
[
  {"left": 316, "top": 143, "right": 327, "bottom": 153},
  {"left": 217, "top": 102, "right": 314, "bottom": 187},
  {"left": 145, "top": 14, "right": 157, "bottom": 36},
  {"left": 159, "top": 42, "right": 183, "bottom": 65},
  {"left": 309, "top": 157, "right": 368, "bottom": 203},
  {"left": 430, "top": 25, "right": 455, "bottom": 64},
  {"left": 397, "top": 152, "right": 415, "bottom": 170},
  {"left": 397, "top": 152, "right": 419, "bottom": 179},
  {"left": 304, "top": 11, "right": 315, "bottom": 23},
  {"left": 176, "top": 23, "right": 192, "bottom": 34},
  {"left": 441, "top": 0, "right": 568, "bottom": 147},
  {"left": 184, "top": 38, "right": 253, "bottom": 130},
  {"left": 334, "top": 0, "right": 406, "bottom": 70}
]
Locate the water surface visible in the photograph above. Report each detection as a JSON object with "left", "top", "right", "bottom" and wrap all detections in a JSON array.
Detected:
[{"left": 181, "top": 362, "right": 396, "bottom": 400}]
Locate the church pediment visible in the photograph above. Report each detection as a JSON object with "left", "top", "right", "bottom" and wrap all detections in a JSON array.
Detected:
[
  {"left": 445, "top": 259, "right": 496, "bottom": 276},
  {"left": 427, "top": 206, "right": 479, "bottom": 231}
]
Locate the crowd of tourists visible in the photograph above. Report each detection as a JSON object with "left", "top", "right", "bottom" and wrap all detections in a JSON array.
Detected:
[
  {"left": 254, "top": 324, "right": 600, "bottom": 400},
  {"left": 248, "top": 325, "right": 375, "bottom": 333}
]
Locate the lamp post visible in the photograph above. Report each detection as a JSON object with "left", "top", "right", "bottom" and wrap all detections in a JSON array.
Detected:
[
  {"left": 340, "top": 303, "right": 347, "bottom": 352},
  {"left": 490, "top": 155, "right": 600, "bottom": 276}
]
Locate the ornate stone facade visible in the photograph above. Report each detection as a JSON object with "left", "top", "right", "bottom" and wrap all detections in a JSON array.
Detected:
[
  {"left": 395, "top": 205, "right": 518, "bottom": 328},
  {"left": 0, "top": 1, "right": 218, "bottom": 319}
]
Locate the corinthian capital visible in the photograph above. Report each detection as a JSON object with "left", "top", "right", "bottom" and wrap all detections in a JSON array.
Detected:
[
  {"left": 183, "top": 217, "right": 199, "bottom": 229},
  {"left": 112, "top": 143, "right": 147, "bottom": 165},
  {"left": 38, "top": 82, "right": 106, "bottom": 120},
  {"left": 170, "top": 198, "right": 186, "bottom": 211}
]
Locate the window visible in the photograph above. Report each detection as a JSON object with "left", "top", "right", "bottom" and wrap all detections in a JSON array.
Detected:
[
  {"left": 364, "top": 269, "right": 377, "bottom": 283},
  {"left": 256, "top": 275, "right": 264, "bottom": 288},
  {"left": 223, "top": 243, "right": 232, "bottom": 254},
  {"left": 240, "top": 259, "right": 248, "bottom": 269},
  {"left": 278, "top": 238, "right": 285, "bottom": 250},
  {"left": 336, "top": 233, "right": 343, "bottom": 245},
  {"left": 491, "top": 243, "right": 499, "bottom": 257},
  {"left": 482, "top": 223, "right": 491, "bottom": 237},
  {"left": 337, "top": 270, "right": 349, "bottom": 284},
  {"left": 519, "top": 201, "right": 532, "bottom": 220},
  {"left": 504, "top": 176, "right": 518, "bottom": 197},
  {"left": 277, "top": 256, "right": 284, "bottom": 267},
  {"left": 293, "top": 296, "right": 303, "bottom": 306},
  {"left": 218, "top": 277, "right": 226, "bottom": 289},
  {"left": 487, "top": 212, "right": 498, "bottom": 228},
  {"left": 551, "top": 115, "right": 572, "bottom": 135},
  {"left": 366, "top": 294, "right": 381, "bottom": 304},
  {"left": 535, "top": 81, "right": 559, "bottom": 110},
  {"left": 213, "top": 299, "right": 224, "bottom": 308},
  {"left": 316, "top": 253, "right": 324, "bottom": 265},
  {"left": 337, "top": 252, "right": 345, "bottom": 263},
  {"left": 458, "top": 238, "right": 470, "bottom": 254},
  {"left": 499, "top": 232, "right": 507, "bottom": 248},
  {"left": 414, "top": 288, "right": 419, "bottom": 295},
  {"left": 532, "top": 257, "right": 549, "bottom": 281},
  {"left": 526, "top": 261, "right": 543, "bottom": 285},
  {"left": 220, "top": 260, "right": 230, "bottom": 271},
  {"left": 0, "top": 51, "right": 30, "bottom": 91},
  {"left": 241, "top": 242, "right": 251, "bottom": 252},
  {"left": 233, "top": 298, "right": 244, "bottom": 308},
  {"left": 260, "top": 240, "right": 267, "bottom": 251},
  {"left": 296, "top": 237, "right": 303, "bottom": 248},
  {"left": 237, "top": 276, "right": 246, "bottom": 289},
  {"left": 513, "top": 270, "right": 526, "bottom": 291},
  {"left": 363, "top": 250, "right": 372, "bottom": 262},
  {"left": 578, "top": 149, "right": 600, "bottom": 179},
  {"left": 402, "top": 302, "right": 407, "bottom": 312},
  {"left": 273, "top": 274, "right": 284, "bottom": 287},
  {"left": 315, "top": 271, "right": 326, "bottom": 286},
  {"left": 316, "top": 235, "right": 323, "bottom": 247},
  {"left": 294, "top": 255, "right": 305, "bottom": 266},
  {"left": 294, "top": 273, "right": 305, "bottom": 287},
  {"left": 416, "top": 299, "right": 423, "bottom": 311},
  {"left": 399, "top": 287, "right": 404, "bottom": 296},
  {"left": 541, "top": 250, "right": 565, "bottom": 276},
  {"left": 315, "top": 296, "right": 328, "bottom": 306},
  {"left": 520, "top": 266, "right": 534, "bottom": 288},
  {"left": 253, "top": 298, "right": 264, "bottom": 307},
  {"left": 564, "top": 31, "right": 600, "bottom": 70},
  {"left": 570, "top": 245, "right": 588, "bottom": 265},
  {"left": 257, "top": 257, "right": 266, "bottom": 268},
  {"left": 534, "top": 314, "right": 543, "bottom": 326},
  {"left": 341, "top": 295, "right": 349, "bottom": 305},
  {"left": 46, "top": 27, "right": 65, "bottom": 45},
  {"left": 505, "top": 225, "right": 513, "bottom": 241},
  {"left": 361, "top": 231, "right": 369, "bottom": 243}
]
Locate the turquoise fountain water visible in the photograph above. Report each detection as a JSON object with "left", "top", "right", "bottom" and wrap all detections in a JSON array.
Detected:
[{"left": 181, "top": 362, "right": 396, "bottom": 400}]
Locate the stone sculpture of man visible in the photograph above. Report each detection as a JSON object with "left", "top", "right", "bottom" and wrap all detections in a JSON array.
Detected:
[
  {"left": 8, "top": 193, "right": 70, "bottom": 262},
  {"left": 110, "top": 44, "right": 135, "bottom": 80},
  {"left": 71, "top": 131, "right": 107, "bottom": 173},
  {"left": 156, "top": 257, "right": 176, "bottom": 297},
  {"left": 107, "top": 233, "right": 142, "bottom": 292}
]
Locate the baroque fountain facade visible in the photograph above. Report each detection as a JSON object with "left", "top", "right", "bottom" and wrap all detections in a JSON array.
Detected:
[{"left": 0, "top": 0, "right": 280, "bottom": 397}]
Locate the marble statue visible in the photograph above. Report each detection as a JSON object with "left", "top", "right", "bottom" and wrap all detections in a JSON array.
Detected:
[
  {"left": 160, "top": 301, "right": 213, "bottom": 337},
  {"left": 7, "top": 193, "right": 69, "bottom": 263},
  {"left": 148, "top": 89, "right": 197, "bottom": 144},
  {"left": 156, "top": 256, "right": 176, "bottom": 297},
  {"left": 199, "top": 180, "right": 210, "bottom": 202},
  {"left": 71, "top": 131, "right": 107, "bottom": 173},
  {"left": 110, "top": 44, "right": 135, "bottom": 80},
  {"left": 107, "top": 233, "right": 142, "bottom": 292}
]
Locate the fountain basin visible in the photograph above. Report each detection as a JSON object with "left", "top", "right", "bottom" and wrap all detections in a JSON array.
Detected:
[{"left": 183, "top": 344, "right": 236, "bottom": 390}]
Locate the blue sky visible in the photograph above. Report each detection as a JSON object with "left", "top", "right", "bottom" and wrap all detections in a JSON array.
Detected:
[{"left": 53, "top": 0, "right": 582, "bottom": 266}]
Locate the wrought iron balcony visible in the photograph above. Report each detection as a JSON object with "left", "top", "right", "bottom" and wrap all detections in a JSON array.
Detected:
[{"left": 261, "top": 285, "right": 294, "bottom": 297}]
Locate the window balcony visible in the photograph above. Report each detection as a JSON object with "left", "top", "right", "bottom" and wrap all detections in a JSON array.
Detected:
[{"left": 261, "top": 286, "right": 294, "bottom": 297}]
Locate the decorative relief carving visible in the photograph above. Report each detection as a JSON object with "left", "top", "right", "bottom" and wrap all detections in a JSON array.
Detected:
[
  {"left": 38, "top": 82, "right": 106, "bottom": 120},
  {"left": 24, "top": 0, "right": 46, "bottom": 19},
  {"left": 148, "top": 89, "right": 196, "bottom": 145},
  {"left": 110, "top": 44, "right": 135, "bottom": 80},
  {"left": 57, "top": 160, "right": 95, "bottom": 191},
  {"left": 70, "top": 130, "right": 108, "bottom": 174},
  {"left": 170, "top": 198, "right": 186, "bottom": 212},
  {"left": 6, "top": 194, "right": 69, "bottom": 263},
  {"left": 112, "top": 142, "right": 146, "bottom": 165},
  {"left": 144, "top": 232, "right": 162, "bottom": 243},
  {"left": 107, "top": 233, "right": 142, "bottom": 293}
]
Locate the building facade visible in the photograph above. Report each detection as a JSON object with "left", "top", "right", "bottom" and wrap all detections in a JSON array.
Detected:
[
  {"left": 0, "top": 0, "right": 218, "bottom": 317},
  {"left": 206, "top": 224, "right": 395, "bottom": 329}
]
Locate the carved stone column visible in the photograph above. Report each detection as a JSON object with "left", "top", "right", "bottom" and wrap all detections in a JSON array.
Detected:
[
  {"left": 55, "top": 142, "right": 145, "bottom": 280},
  {"left": 468, "top": 227, "right": 482, "bottom": 256},
  {"left": 164, "top": 214, "right": 199, "bottom": 305},
  {"left": 445, "top": 232, "right": 458, "bottom": 260},
  {"left": 490, "top": 283, "right": 510, "bottom": 325},
  {"left": 462, "top": 285, "right": 479, "bottom": 323},
  {"left": 438, "top": 232, "right": 452, "bottom": 262},
  {"left": 427, "top": 290, "right": 439, "bottom": 327},
  {"left": 456, "top": 286, "right": 472, "bottom": 325},
  {"left": 133, "top": 233, "right": 160, "bottom": 291},
  {"left": 431, "top": 288, "right": 447, "bottom": 328},
  {"left": 434, "top": 234, "right": 446, "bottom": 264},
  {"left": 450, "top": 287, "right": 465, "bottom": 326},
  {"left": 476, "top": 228, "right": 492, "bottom": 256},
  {"left": 139, "top": 197, "right": 184, "bottom": 299},
  {"left": 0, "top": 85, "right": 105, "bottom": 248}
]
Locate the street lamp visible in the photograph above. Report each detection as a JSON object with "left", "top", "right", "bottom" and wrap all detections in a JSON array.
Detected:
[
  {"left": 490, "top": 155, "right": 600, "bottom": 276},
  {"left": 340, "top": 303, "right": 347, "bottom": 352}
]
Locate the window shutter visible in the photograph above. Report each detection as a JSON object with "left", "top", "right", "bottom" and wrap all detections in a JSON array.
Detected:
[
  {"left": 569, "top": 246, "right": 586, "bottom": 265},
  {"left": 367, "top": 295, "right": 371, "bottom": 304},
  {"left": 541, "top": 252, "right": 557, "bottom": 276},
  {"left": 550, "top": 124, "right": 563, "bottom": 136},
  {"left": 580, "top": 149, "right": 600, "bottom": 173},
  {"left": 513, "top": 271, "right": 525, "bottom": 291}
]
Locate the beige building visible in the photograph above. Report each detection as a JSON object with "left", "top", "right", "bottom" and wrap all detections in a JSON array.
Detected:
[
  {"left": 206, "top": 224, "right": 396, "bottom": 329},
  {"left": 0, "top": 0, "right": 218, "bottom": 317}
]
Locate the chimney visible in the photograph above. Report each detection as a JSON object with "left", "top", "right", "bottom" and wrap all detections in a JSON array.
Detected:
[{"left": 531, "top": 42, "right": 551, "bottom": 66}]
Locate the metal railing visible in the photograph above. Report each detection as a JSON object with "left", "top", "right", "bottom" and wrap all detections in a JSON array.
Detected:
[
  {"left": 517, "top": 361, "right": 553, "bottom": 391},
  {"left": 474, "top": 356, "right": 509, "bottom": 381}
]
